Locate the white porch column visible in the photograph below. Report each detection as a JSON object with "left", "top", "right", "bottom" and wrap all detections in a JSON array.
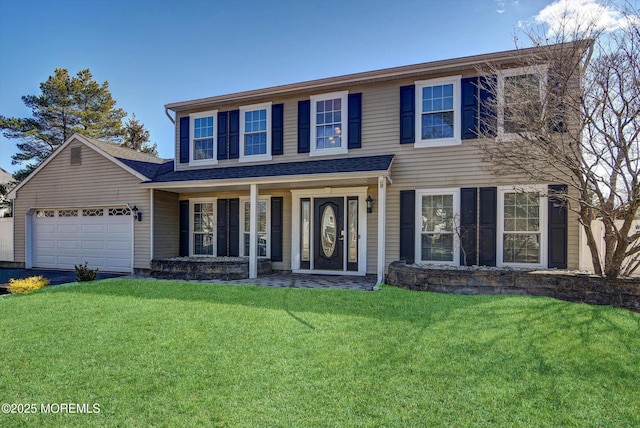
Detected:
[
  {"left": 249, "top": 183, "right": 259, "bottom": 279},
  {"left": 377, "top": 175, "right": 387, "bottom": 285}
]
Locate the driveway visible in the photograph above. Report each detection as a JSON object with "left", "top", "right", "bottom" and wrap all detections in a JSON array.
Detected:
[{"left": 0, "top": 268, "right": 125, "bottom": 287}]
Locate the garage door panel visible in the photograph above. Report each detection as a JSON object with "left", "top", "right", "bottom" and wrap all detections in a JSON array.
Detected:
[
  {"left": 82, "top": 224, "right": 105, "bottom": 233},
  {"left": 107, "top": 223, "right": 130, "bottom": 234},
  {"left": 57, "top": 224, "right": 79, "bottom": 233},
  {"left": 82, "top": 240, "right": 105, "bottom": 250},
  {"left": 32, "top": 208, "right": 132, "bottom": 272}
]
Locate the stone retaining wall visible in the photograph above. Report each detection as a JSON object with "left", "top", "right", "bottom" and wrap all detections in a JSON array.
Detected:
[
  {"left": 386, "top": 261, "right": 640, "bottom": 312},
  {"left": 151, "top": 257, "right": 272, "bottom": 281}
]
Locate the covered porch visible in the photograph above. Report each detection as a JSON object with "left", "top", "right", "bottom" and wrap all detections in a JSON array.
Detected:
[{"left": 144, "top": 155, "right": 394, "bottom": 284}]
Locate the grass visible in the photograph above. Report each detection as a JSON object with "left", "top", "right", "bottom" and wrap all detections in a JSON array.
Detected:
[{"left": 0, "top": 279, "right": 638, "bottom": 427}]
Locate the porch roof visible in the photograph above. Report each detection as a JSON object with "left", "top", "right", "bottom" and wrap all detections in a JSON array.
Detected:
[{"left": 141, "top": 154, "right": 394, "bottom": 190}]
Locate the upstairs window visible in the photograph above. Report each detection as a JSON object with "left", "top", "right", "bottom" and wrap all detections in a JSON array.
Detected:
[
  {"left": 240, "top": 102, "right": 272, "bottom": 162},
  {"left": 190, "top": 111, "right": 217, "bottom": 165},
  {"left": 310, "top": 91, "right": 348, "bottom": 156},
  {"left": 415, "top": 77, "right": 461, "bottom": 147},
  {"left": 498, "top": 67, "right": 545, "bottom": 138}
]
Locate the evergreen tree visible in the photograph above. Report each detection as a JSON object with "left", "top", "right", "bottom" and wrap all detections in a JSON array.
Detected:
[
  {"left": 0, "top": 68, "right": 130, "bottom": 180},
  {"left": 122, "top": 113, "right": 158, "bottom": 156}
]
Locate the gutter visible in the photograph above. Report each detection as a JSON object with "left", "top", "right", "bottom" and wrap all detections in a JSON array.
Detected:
[{"left": 164, "top": 108, "right": 175, "bottom": 125}]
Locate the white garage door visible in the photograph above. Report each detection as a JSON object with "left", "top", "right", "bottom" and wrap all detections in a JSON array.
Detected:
[{"left": 32, "top": 207, "right": 133, "bottom": 272}]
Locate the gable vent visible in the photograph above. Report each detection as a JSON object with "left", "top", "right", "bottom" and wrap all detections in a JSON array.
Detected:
[{"left": 70, "top": 147, "right": 82, "bottom": 165}]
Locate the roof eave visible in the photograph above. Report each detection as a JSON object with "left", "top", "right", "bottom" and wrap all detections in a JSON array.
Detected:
[{"left": 165, "top": 42, "right": 585, "bottom": 112}]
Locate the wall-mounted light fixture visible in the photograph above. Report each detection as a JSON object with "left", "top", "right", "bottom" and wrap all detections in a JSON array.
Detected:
[
  {"left": 366, "top": 195, "right": 373, "bottom": 214},
  {"left": 132, "top": 205, "right": 142, "bottom": 222}
]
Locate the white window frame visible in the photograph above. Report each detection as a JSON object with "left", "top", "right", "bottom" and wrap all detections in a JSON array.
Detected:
[
  {"left": 189, "top": 110, "right": 218, "bottom": 166},
  {"left": 239, "top": 102, "right": 272, "bottom": 163},
  {"left": 415, "top": 188, "right": 460, "bottom": 265},
  {"left": 189, "top": 198, "right": 217, "bottom": 257},
  {"left": 310, "top": 90, "right": 349, "bottom": 157},
  {"left": 415, "top": 76, "right": 461, "bottom": 148},
  {"left": 497, "top": 66, "right": 547, "bottom": 140},
  {"left": 239, "top": 196, "right": 271, "bottom": 258},
  {"left": 497, "top": 185, "right": 548, "bottom": 268}
]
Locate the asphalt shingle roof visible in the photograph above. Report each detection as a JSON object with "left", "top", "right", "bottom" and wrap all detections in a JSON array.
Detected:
[{"left": 146, "top": 154, "right": 394, "bottom": 183}]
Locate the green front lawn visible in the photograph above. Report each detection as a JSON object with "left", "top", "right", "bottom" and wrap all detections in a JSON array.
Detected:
[{"left": 1, "top": 280, "right": 638, "bottom": 427}]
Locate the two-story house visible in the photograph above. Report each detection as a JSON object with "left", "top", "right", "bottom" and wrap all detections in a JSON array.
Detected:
[{"left": 8, "top": 44, "right": 578, "bottom": 283}]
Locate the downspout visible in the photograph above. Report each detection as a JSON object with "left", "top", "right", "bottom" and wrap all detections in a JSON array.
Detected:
[{"left": 165, "top": 108, "right": 175, "bottom": 125}]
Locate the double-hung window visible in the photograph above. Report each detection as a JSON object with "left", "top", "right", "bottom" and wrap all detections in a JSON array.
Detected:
[
  {"left": 415, "top": 76, "right": 461, "bottom": 147},
  {"left": 310, "top": 91, "right": 348, "bottom": 156},
  {"left": 240, "top": 102, "right": 272, "bottom": 162},
  {"left": 190, "top": 110, "right": 217, "bottom": 165},
  {"left": 190, "top": 199, "right": 216, "bottom": 256},
  {"left": 497, "top": 67, "right": 545, "bottom": 138},
  {"left": 415, "top": 189, "right": 460, "bottom": 264},
  {"left": 498, "top": 186, "right": 547, "bottom": 267},
  {"left": 240, "top": 198, "right": 270, "bottom": 258}
]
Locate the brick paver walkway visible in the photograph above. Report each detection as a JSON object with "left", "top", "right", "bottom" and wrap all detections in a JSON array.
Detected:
[{"left": 124, "top": 272, "right": 378, "bottom": 291}]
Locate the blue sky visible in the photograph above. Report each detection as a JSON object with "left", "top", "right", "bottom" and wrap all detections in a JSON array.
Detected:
[{"left": 0, "top": 0, "right": 619, "bottom": 174}]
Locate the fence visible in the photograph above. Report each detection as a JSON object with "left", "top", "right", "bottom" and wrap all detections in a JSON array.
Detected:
[
  {"left": 580, "top": 220, "right": 640, "bottom": 276},
  {"left": 0, "top": 217, "right": 13, "bottom": 262}
]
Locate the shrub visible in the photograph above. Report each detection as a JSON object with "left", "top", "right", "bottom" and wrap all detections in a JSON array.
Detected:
[
  {"left": 8, "top": 276, "right": 50, "bottom": 294},
  {"left": 75, "top": 262, "right": 99, "bottom": 282}
]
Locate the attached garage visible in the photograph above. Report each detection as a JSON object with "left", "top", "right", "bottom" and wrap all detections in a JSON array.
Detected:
[
  {"left": 8, "top": 134, "right": 171, "bottom": 273},
  {"left": 30, "top": 206, "right": 133, "bottom": 272}
]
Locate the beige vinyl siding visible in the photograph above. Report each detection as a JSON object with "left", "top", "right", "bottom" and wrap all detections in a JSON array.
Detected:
[
  {"left": 153, "top": 190, "right": 179, "bottom": 259},
  {"left": 178, "top": 188, "right": 291, "bottom": 271},
  {"left": 171, "top": 67, "right": 580, "bottom": 272},
  {"left": 13, "top": 140, "right": 151, "bottom": 270}
]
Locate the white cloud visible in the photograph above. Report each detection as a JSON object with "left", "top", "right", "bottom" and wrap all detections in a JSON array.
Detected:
[{"left": 534, "top": 0, "right": 630, "bottom": 37}]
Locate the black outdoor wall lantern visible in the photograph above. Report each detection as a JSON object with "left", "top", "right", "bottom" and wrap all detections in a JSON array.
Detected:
[
  {"left": 132, "top": 205, "right": 142, "bottom": 222},
  {"left": 366, "top": 195, "right": 373, "bottom": 214}
]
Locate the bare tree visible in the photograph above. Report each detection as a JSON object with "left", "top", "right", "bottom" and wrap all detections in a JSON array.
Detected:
[{"left": 475, "top": 2, "right": 640, "bottom": 277}]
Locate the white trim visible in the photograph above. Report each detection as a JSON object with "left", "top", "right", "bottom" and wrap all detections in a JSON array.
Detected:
[
  {"left": 239, "top": 102, "right": 272, "bottom": 163},
  {"left": 290, "top": 186, "right": 368, "bottom": 275},
  {"left": 309, "top": 90, "right": 349, "bottom": 157},
  {"left": 141, "top": 170, "right": 390, "bottom": 190},
  {"left": 7, "top": 133, "right": 153, "bottom": 199},
  {"left": 414, "top": 76, "right": 461, "bottom": 148},
  {"left": 150, "top": 189, "right": 154, "bottom": 261},
  {"left": 249, "top": 184, "right": 258, "bottom": 279},
  {"left": 189, "top": 197, "right": 218, "bottom": 257},
  {"left": 496, "top": 65, "right": 548, "bottom": 140},
  {"left": 496, "top": 185, "right": 548, "bottom": 268},
  {"left": 239, "top": 195, "right": 272, "bottom": 258},
  {"left": 377, "top": 176, "right": 386, "bottom": 284},
  {"left": 414, "top": 188, "right": 460, "bottom": 266},
  {"left": 189, "top": 110, "right": 218, "bottom": 167}
]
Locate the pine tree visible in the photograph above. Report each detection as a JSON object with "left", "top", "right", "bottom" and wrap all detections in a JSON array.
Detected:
[
  {"left": 122, "top": 113, "right": 158, "bottom": 156},
  {"left": 0, "top": 68, "right": 131, "bottom": 180}
]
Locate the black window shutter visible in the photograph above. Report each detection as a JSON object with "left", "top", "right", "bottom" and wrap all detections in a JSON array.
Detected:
[
  {"left": 298, "top": 100, "right": 311, "bottom": 153},
  {"left": 217, "top": 111, "right": 229, "bottom": 160},
  {"left": 347, "top": 93, "right": 362, "bottom": 149},
  {"left": 548, "top": 184, "right": 568, "bottom": 268},
  {"left": 179, "top": 117, "right": 189, "bottom": 163},
  {"left": 549, "top": 64, "right": 567, "bottom": 133},
  {"left": 229, "top": 110, "right": 239, "bottom": 159},
  {"left": 271, "top": 197, "right": 283, "bottom": 262},
  {"left": 461, "top": 77, "right": 479, "bottom": 139},
  {"left": 460, "top": 188, "right": 478, "bottom": 266},
  {"left": 272, "top": 104, "right": 284, "bottom": 156},
  {"left": 479, "top": 75, "right": 497, "bottom": 137},
  {"left": 229, "top": 198, "right": 240, "bottom": 257},
  {"left": 478, "top": 187, "right": 497, "bottom": 266},
  {"left": 400, "top": 85, "right": 415, "bottom": 144},
  {"left": 179, "top": 200, "right": 190, "bottom": 256},
  {"left": 399, "top": 190, "right": 416, "bottom": 263},
  {"left": 217, "top": 199, "right": 229, "bottom": 256}
]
